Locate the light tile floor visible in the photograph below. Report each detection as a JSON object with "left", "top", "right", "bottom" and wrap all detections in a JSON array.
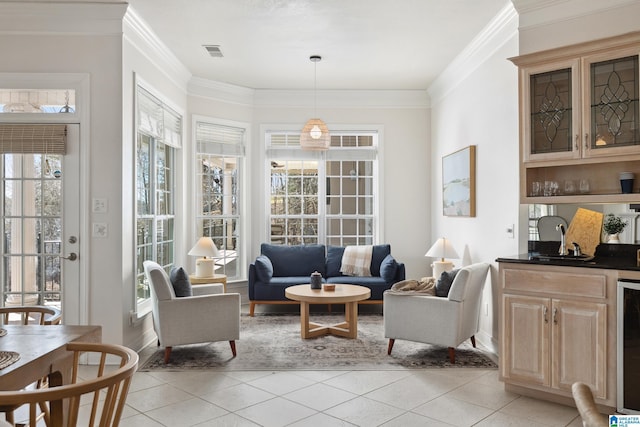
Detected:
[
  {"left": 120, "top": 360, "right": 591, "bottom": 426},
  {"left": 118, "top": 302, "right": 594, "bottom": 426}
]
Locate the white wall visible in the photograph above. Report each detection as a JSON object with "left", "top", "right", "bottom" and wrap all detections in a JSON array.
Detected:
[
  {"left": 428, "top": 6, "right": 520, "bottom": 351},
  {"left": 0, "top": 2, "right": 128, "bottom": 345},
  {"left": 188, "top": 87, "right": 431, "bottom": 281},
  {"left": 121, "top": 9, "right": 191, "bottom": 350}
]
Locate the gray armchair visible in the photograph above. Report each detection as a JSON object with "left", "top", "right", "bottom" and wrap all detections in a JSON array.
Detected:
[
  {"left": 383, "top": 262, "right": 490, "bottom": 363},
  {"left": 143, "top": 261, "right": 240, "bottom": 363}
]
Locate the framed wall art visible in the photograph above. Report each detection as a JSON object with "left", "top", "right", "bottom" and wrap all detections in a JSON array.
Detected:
[{"left": 442, "top": 145, "right": 476, "bottom": 217}]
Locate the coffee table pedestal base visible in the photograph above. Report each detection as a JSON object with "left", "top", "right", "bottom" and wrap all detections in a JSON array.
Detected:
[{"left": 300, "top": 301, "right": 358, "bottom": 339}]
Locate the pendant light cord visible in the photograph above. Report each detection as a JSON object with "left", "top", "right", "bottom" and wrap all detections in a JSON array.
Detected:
[{"left": 313, "top": 59, "right": 317, "bottom": 118}]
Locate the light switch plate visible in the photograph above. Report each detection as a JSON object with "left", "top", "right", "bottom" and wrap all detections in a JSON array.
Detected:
[{"left": 92, "top": 198, "right": 107, "bottom": 213}]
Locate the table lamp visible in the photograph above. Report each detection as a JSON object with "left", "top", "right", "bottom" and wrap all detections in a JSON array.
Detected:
[
  {"left": 425, "top": 237, "right": 460, "bottom": 278},
  {"left": 188, "top": 237, "right": 219, "bottom": 278}
]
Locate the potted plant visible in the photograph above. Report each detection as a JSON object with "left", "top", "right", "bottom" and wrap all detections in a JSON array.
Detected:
[{"left": 603, "top": 213, "right": 627, "bottom": 243}]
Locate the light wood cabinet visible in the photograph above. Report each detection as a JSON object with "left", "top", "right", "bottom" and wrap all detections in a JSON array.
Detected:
[
  {"left": 499, "top": 263, "right": 616, "bottom": 408},
  {"left": 511, "top": 32, "right": 640, "bottom": 204}
]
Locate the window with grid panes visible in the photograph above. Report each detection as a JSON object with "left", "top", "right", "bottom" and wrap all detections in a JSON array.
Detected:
[
  {"left": 267, "top": 131, "right": 378, "bottom": 246},
  {"left": 194, "top": 119, "right": 245, "bottom": 279},
  {"left": 135, "top": 85, "right": 181, "bottom": 315}
]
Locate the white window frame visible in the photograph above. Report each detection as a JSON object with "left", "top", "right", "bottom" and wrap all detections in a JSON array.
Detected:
[
  {"left": 264, "top": 124, "right": 383, "bottom": 245},
  {"left": 134, "top": 80, "right": 182, "bottom": 317},
  {"left": 192, "top": 115, "right": 248, "bottom": 281}
]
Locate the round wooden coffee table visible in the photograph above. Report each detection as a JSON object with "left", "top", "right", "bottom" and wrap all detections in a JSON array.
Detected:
[{"left": 285, "top": 284, "right": 371, "bottom": 339}]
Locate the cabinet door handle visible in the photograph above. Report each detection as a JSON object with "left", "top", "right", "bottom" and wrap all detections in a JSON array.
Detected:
[
  {"left": 575, "top": 134, "right": 580, "bottom": 151},
  {"left": 553, "top": 307, "right": 558, "bottom": 324},
  {"left": 584, "top": 133, "right": 589, "bottom": 150},
  {"left": 544, "top": 306, "right": 548, "bottom": 323}
]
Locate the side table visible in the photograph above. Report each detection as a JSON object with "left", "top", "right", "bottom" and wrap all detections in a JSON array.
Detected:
[{"left": 189, "top": 274, "right": 227, "bottom": 293}]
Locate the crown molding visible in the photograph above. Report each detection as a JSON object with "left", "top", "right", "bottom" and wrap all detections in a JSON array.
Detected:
[
  {"left": 513, "top": 0, "right": 640, "bottom": 29},
  {"left": 428, "top": 2, "right": 518, "bottom": 105},
  {"left": 0, "top": 1, "right": 127, "bottom": 35},
  {"left": 188, "top": 78, "right": 429, "bottom": 109},
  {"left": 253, "top": 89, "right": 430, "bottom": 109},
  {"left": 187, "top": 77, "right": 255, "bottom": 107},
  {"left": 123, "top": 6, "right": 191, "bottom": 91}
]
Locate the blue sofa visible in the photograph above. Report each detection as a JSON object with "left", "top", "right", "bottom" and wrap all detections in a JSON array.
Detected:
[{"left": 248, "top": 243, "right": 405, "bottom": 316}]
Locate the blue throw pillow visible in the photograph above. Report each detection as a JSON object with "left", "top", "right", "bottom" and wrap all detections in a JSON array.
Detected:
[
  {"left": 380, "top": 254, "right": 398, "bottom": 282},
  {"left": 255, "top": 255, "right": 273, "bottom": 282},
  {"left": 169, "top": 267, "right": 192, "bottom": 297},
  {"left": 435, "top": 268, "right": 459, "bottom": 297}
]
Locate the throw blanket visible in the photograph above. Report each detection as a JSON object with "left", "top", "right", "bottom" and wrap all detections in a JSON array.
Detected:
[
  {"left": 340, "top": 245, "right": 373, "bottom": 277},
  {"left": 386, "top": 276, "right": 436, "bottom": 295}
]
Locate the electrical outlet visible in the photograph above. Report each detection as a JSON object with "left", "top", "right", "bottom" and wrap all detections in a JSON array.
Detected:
[
  {"left": 506, "top": 224, "right": 515, "bottom": 239},
  {"left": 92, "top": 222, "right": 108, "bottom": 238}
]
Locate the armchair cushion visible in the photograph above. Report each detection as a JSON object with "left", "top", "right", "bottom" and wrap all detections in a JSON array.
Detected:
[
  {"left": 169, "top": 267, "right": 192, "bottom": 297},
  {"left": 380, "top": 254, "right": 398, "bottom": 283},
  {"left": 254, "top": 255, "right": 273, "bottom": 282},
  {"left": 435, "top": 268, "right": 459, "bottom": 297}
]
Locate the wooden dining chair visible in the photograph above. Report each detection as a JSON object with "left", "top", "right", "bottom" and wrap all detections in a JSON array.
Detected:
[
  {"left": 0, "top": 306, "right": 62, "bottom": 326},
  {"left": 0, "top": 306, "right": 62, "bottom": 425},
  {"left": 0, "top": 342, "right": 138, "bottom": 427}
]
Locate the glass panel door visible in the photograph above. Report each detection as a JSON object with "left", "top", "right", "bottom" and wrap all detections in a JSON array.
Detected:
[{"left": 1, "top": 125, "right": 80, "bottom": 320}]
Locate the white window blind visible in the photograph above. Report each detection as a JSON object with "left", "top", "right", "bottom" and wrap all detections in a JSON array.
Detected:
[
  {"left": 137, "top": 87, "right": 182, "bottom": 148},
  {"left": 0, "top": 124, "right": 67, "bottom": 154},
  {"left": 196, "top": 121, "right": 245, "bottom": 156}
]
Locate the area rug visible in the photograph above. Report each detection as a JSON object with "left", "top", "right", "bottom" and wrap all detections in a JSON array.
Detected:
[{"left": 139, "top": 313, "right": 498, "bottom": 371}]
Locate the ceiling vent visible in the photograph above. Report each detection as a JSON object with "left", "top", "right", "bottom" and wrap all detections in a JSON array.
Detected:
[{"left": 203, "top": 45, "right": 224, "bottom": 58}]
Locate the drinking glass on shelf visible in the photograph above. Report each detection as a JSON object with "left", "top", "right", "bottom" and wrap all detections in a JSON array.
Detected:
[
  {"left": 531, "top": 181, "right": 542, "bottom": 196},
  {"left": 564, "top": 180, "right": 576, "bottom": 195},
  {"left": 579, "top": 178, "right": 590, "bottom": 194}
]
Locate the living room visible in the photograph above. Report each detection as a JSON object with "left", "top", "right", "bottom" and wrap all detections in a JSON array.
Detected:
[{"left": 0, "top": 0, "right": 639, "bottom": 424}]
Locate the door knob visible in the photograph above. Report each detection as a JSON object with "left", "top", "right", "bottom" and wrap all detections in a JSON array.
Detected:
[{"left": 61, "top": 253, "right": 78, "bottom": 261}]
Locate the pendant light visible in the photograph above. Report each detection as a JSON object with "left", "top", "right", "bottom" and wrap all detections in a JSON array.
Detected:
[{"left": 300, "top": 55, "right": 330, "bottom": 151}]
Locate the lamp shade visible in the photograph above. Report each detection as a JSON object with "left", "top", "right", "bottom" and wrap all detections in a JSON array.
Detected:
[
  {"left": 425, "top": 237, "right": 459, "bottom": 262},
  {"left": 300, "top": 118, "right": 330, "bottom": 150},
  {"left": 188, "top": 237, "right": 219, "bottom": 258}
]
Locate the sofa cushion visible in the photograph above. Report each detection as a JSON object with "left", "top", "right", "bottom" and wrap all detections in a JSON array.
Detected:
[
  {"left": 169, "top": 267, "right": 192, "bottom": 297},
  {"left": 326, "top": 244, "right": 392, "bottom": 278},
  {"left": 436, "top": 268, "right": 460, "bottom": 297},
  {"left": 326, "top": 276, "right": 390, "bottom": 300},
  {"left": 380, "top": 254, "right": 398, "bottom": 283},
  {"left": 261, "top": 244, "right": 326, "bottom": 277},
  {"left": 255, "top": 255, "right": 273, "bottom": 282},
  {"left": 370, "top": 244, "right": 391, "bottom": 277},
  {"left": 326, "top": 246, "right": 346, "bottom": 278}
]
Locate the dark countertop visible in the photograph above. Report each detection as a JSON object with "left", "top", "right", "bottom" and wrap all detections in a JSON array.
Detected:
[{"left": 497, "top": 242, "right": 640, "bottom": 271}]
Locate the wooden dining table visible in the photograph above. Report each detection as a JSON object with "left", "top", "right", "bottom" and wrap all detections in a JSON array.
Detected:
[{"left": 0, "top": 324, "right": 102, "bottom": 391}]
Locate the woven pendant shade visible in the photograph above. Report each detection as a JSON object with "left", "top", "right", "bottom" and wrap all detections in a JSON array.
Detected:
[
  {"left": 301, "top": 55, "right": 329, "bottom": 151},
  {"left": 300, "top": 118, "right": 330, "bottom": 150}
]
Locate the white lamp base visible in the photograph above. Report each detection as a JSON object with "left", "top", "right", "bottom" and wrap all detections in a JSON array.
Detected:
[
  {"left": 194, "top": 258, "right": 214, "bottom": 278},
  {"left": 431, "top": 260, "right": 454, "bottom": 279}
]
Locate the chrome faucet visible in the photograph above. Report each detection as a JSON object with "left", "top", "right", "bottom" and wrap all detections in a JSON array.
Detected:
[
  {"left": 572, "top": 242, "right": 582, "bottom": 257},
  {"left": 556, "top": 224, "right": 567, "bottom": 255}
]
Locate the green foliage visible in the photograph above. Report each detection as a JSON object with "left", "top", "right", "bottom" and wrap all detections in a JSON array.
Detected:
[{"left": 603, "top": 213, "right": 627, "bottom": 235}]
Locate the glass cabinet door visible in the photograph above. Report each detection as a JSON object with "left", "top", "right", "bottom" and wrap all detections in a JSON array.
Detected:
[
  {"left": 530, "top": 69, "right": 573, "bottom": 154},
  {"left": 522, "top": 60, "right": 581, "bottom": 162},
  {"left": 586, "top": 54, "right": 639, "bottom": 156}
]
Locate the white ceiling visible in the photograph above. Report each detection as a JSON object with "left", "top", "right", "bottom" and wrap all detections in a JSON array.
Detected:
[{"left": 126, "top": 0, "right": 509, "bottom": 90}]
